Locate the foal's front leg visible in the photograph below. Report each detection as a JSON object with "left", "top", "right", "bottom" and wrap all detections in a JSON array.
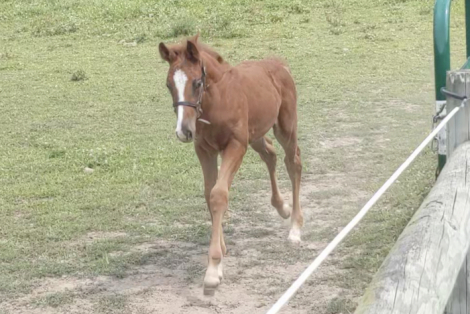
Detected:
[
  {"left": 195, "top": 145, "right": 218, "bottom": 218},
  {"left": 203, "top": 140, "right": 246, "bottom": 295},
  {"left": 195, "top": 145, "right": 225, "bottom": 260},
  {"left": 196, "top": 145, "right": 228, "bottom": 285}
]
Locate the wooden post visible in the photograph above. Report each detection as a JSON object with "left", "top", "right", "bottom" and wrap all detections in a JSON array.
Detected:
[
  {"left": 445, "top": 255, "right": 469, "bottom": 313},
  {"left": 443, "top": 71, "right": 470, "bottom": 314},
  {"left": 354, "top": 141, "right": 470, "bottom": 314},
  {"left": 446, "top": 70, "right": 470, "bottom": 159}
]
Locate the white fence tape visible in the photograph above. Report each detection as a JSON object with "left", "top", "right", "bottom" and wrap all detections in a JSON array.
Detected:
[{"left": 266, "top": 104, "right": 463, "bottom": 314}]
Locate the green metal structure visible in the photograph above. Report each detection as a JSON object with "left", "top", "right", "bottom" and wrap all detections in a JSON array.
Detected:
[{"left": 434, "top": 0, "right": 470, "bottom": 174}]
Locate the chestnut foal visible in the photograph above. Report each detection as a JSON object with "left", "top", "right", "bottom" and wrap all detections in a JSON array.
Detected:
[{"left": 159, "top": 35, "right": 303, "bottom": 295}]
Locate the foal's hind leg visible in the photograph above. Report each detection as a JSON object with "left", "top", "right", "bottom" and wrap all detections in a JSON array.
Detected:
[
  {"left": 250, "top": 136, "right": 291, "bottom": 219},
  {"left": 273, "top": 122, "right": 303, "bottom": 243}
]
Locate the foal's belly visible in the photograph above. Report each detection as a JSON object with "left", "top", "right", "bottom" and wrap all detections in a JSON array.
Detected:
[
  {"left": 247, "top": 101, "right": 279, "bottom": 143},
  {"left": 245, "top": 90, "right": 281, "bottom": 143}
]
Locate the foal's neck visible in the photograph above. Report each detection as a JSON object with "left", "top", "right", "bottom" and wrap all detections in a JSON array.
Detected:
[
  {"left": 202, "top": 53, "right": 230, "bottom": 86},
  {"left": 199, "top": 53, "right": 230, "bottom": 119}
]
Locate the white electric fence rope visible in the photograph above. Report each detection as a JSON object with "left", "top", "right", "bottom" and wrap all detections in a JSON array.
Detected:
[{"left": 266, "top": 102, "right": 465, "bottom": 314}]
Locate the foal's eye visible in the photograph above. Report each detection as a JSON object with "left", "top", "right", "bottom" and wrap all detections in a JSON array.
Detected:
[{"left": 193, "top": 79, "right": 202, "bottom": 88}]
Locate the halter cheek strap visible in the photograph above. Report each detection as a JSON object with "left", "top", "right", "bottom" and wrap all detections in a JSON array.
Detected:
[{"left": 172, "top": 63, "right": 210, "bottom": 124}]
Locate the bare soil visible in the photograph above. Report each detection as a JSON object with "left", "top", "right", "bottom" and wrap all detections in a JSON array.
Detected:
[{"left": 1, "top": 135, "right": 371, "bottom": 314}]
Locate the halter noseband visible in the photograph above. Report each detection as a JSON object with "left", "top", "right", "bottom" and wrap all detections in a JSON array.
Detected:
[{"left": 173, "top": 64, "right": 207, "bottom": 121}]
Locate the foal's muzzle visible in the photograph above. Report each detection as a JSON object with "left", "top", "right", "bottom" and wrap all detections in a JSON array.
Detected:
[
  {"left": 176, "top": 128, "right": 193, "bottom": 142},
  {"left": 175, "top": 104, "right": 197, "bottom": 143}
]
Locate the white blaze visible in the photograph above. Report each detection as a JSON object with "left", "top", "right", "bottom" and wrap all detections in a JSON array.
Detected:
[
  {"left": 174, "top": 69, "right": 188, "bottom": 135},
  {"left": 174, "top": 69, "right": 187, "bottom": 102}
]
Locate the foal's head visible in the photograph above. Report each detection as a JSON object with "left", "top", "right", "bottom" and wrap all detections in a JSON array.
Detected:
[{"left": 159, "top": 36, "right": 206, "bottom": 143}]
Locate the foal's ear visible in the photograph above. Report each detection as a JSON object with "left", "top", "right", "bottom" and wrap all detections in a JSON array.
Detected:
[
  {"left": 159, "top": 42, "right": 173, "bottom": 63},
  {"left": 186, "top": 40, "right": 199, "bottom": 63}
]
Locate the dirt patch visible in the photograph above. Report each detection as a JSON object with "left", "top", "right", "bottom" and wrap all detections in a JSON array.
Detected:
[
  {"left": 319, "top": 136, "right": 363, "bottom": 149},
  {"left": 65, "top": 231, "right": 129, "bottom": 248},
  {"left": 82, "top": 232, "right": 128, "bottom": 243},
  {"left": 0, "top": 134, "right": 371, "bottom": 314}
]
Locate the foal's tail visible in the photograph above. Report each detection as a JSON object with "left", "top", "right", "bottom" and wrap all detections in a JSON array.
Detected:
[
  {"left": 262, "top": 56, "right": 296, "bottom": 106},
  {"left": 265, "top": 57, "right": 295, "bottom": 86},
  {"left": 266, "top": 57, "right": 291, "bottom": 71},
  {"left": 282, "top": 65, "right": 295, "bottom": 83}
]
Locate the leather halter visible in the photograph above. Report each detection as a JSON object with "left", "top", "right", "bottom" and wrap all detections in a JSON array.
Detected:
[{"left": 173, "top": 64, "right": 206, "bottom": 119}]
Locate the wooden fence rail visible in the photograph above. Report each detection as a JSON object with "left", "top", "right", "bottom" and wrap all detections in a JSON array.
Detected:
[
  {"left": 354, "top": 141, "right": 470, "bottom": 314},
  {"left": 355, "top": 69, "right": 470, "bottom": 314}
]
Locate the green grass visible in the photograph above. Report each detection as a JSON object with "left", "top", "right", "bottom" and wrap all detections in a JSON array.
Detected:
[
  {"left": 0, "top": 0, "right": 468, "bottom": 311},
  {"left": 95, "top": 294, "right": 128, "bottom": 314},
  {"left": 32, "top": 290, "right": 76, "bottom": 308},
  {"left": 326, "top": 296, "right": 356, "bottom": 314}
]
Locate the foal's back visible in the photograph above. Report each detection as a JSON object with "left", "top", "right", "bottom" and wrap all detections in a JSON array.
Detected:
[
  {"left": 236, "top": 58, "right": 296, "bottom": 94},
  {"left": 223, "top": 58, "right": 297, "bottom": 141}
]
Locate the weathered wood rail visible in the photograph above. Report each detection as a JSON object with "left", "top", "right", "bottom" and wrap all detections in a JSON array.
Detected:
[
  {"left": 354, "top": 69, "right": 470, "bottom": 314},
  {"left": 354, "top": 141, "right": 470, "bottom": 314}
]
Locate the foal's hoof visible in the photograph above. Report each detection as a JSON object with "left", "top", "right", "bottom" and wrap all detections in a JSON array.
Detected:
[
  {"left": 203, "top": 268, "right": 220, "bottom": 296},
  {"left": 203, "top": 280, "right": 219, "bottom": 296},
  {"left": 288, "top": 227, "right": 301, "bottom": 244}
]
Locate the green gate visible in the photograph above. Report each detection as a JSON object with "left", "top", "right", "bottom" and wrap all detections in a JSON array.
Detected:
[{"left": 434, "top": 0, "right": 470, "bottom": 174}]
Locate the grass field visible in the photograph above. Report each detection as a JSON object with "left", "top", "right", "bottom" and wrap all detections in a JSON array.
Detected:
[{"left": 0, "top": 0, "right": 468, "bottom": 313}]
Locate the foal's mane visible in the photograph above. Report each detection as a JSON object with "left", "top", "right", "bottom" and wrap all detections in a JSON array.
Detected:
[
  {"left": 198, "top": 42, "right": 227, "bottom": 65},
  {"left": 167, "top": 35, "right": 228, "bottom": 65}
]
